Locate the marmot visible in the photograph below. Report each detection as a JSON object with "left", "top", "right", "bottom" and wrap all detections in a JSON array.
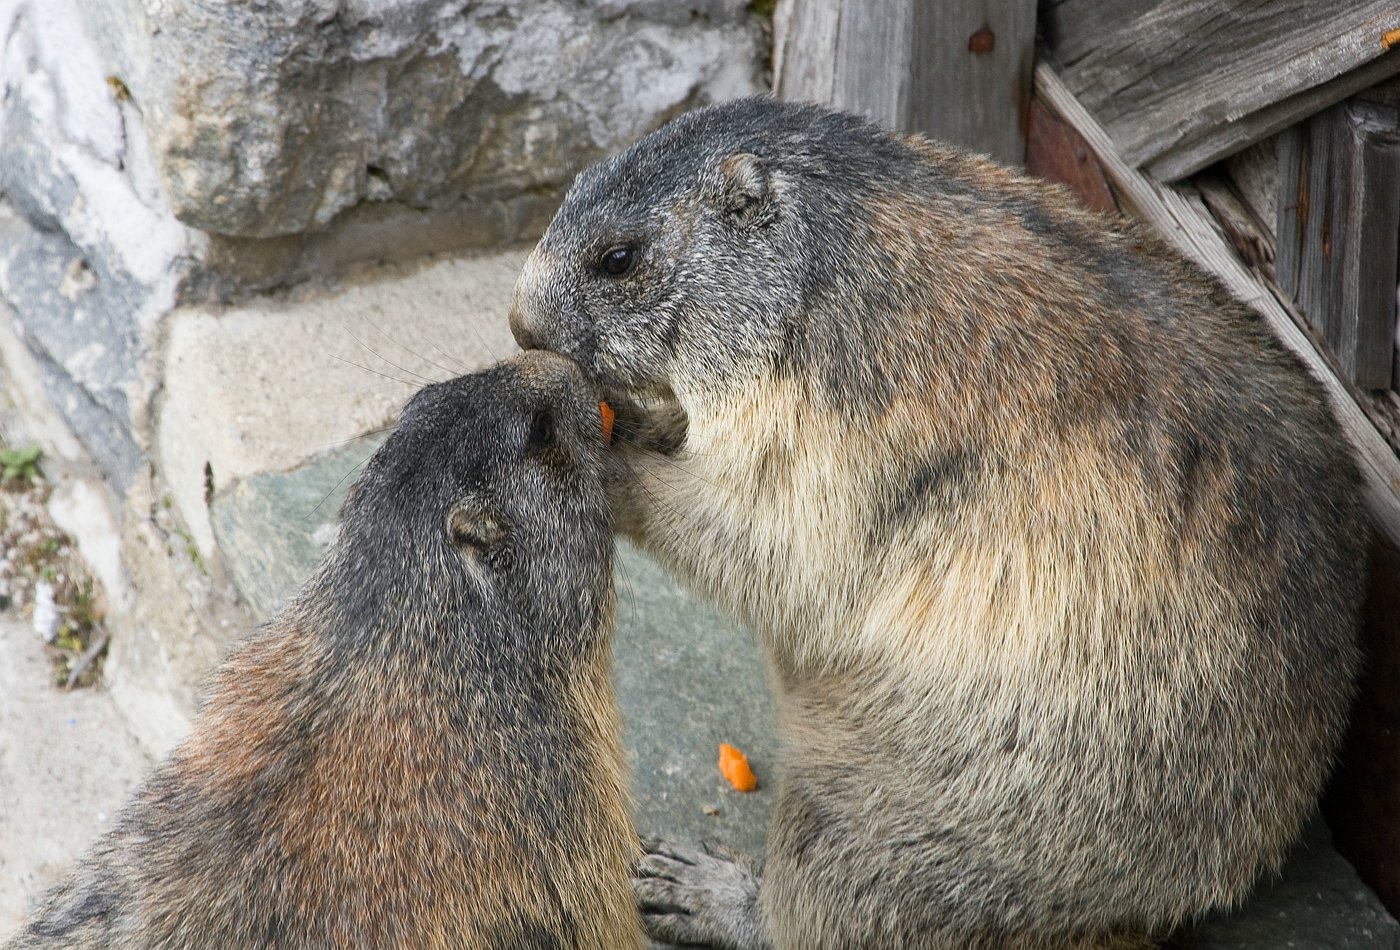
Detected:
[
  {"left": 4, "top": 352, "right": 644, "bottom": 949},
  {"left": 509, "top": 97, "right": 1368, "bottom": 948}
]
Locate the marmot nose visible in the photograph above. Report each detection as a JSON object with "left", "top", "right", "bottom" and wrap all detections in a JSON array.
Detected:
[{"left": 509, "top": 301, "right": 541, "bottom": 351}]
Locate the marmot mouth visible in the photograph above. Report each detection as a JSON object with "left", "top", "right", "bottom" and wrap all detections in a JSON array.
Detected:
[{"left": 604, "top": 385, "right": 687, "bottom": 456}]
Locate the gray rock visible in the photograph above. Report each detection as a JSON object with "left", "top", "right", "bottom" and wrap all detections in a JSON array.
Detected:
[
  {"left": 0, "top": 213, "right": 148, "bottom": 487},
  {"left": 86, "top": 0, "right": 767, "bottom": 239},
  {"left": 613, "top": 542, "right": 776, "bottom": 858},
  {"left": 0, "top": 614, "right": 152, "bottom": 934},
  {"left": 0, "top": 0, "right": 195, "bottom": 487},
  {"left": 0, "top": 0, "right": 764, "bottom": 487},
  {"left": 1193, "top": 818, "right": 1400, "bottom": 948},
  {"left": 210, "top": 440, "right": 383, "bottom": 620}
]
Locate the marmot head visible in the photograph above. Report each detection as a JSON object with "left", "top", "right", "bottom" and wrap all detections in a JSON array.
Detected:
[
  {"left": 325, "top": 350, "right": 616, "bottom": 657},
  {"left": 510, "top": 96, "right": 922, "bottom": 429}
]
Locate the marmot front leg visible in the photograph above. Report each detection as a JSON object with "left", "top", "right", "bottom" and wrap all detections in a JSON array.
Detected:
[{"left": 633, "top": 838, "right": 772, "bottom": 949}]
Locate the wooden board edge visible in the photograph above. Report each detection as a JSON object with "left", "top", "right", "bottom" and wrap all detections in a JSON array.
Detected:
[{"left": 1145, "top": 49, "right": 1400, "bottom": 182}]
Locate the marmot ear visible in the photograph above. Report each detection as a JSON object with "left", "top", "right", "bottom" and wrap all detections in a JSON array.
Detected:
[
  {"left": 447, "top": 496, "right": 506, "bottom": 554},
  {"left": 719, "top": 152, "right": 772, "bottom": 225}
]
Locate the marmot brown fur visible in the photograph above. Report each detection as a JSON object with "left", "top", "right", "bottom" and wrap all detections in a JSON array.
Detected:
[
  {"left": 509, "top": 97, "right": 1368, "bottom": 949},
  {"left": 4, "top": 351, "right": 643, "bottom": 950}
]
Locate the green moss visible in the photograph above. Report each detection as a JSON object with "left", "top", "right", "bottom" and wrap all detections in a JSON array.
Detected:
[{"left": 0, "top": 444, "right": 42, "bottom": 483}]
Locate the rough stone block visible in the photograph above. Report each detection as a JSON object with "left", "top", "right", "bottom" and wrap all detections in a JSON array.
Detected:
[
  {"left": 85, "top": 0, "right": 765, "bottom": 239},
  {"left": 158, "top": 249, "right": 524, "bottom": 561},
  {"left": 0, "top": 0, "right": 764, "bottom": 490},
  {"left": 0, "top": 0, "right": 195, "bottom": 488}
]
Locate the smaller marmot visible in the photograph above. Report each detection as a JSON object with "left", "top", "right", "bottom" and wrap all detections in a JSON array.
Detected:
[{"left": 4, "top": 351, "right": 643, "bottom": 950}]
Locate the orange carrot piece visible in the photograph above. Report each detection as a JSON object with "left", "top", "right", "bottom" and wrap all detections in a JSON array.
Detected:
[
  {"left": 600, "top": 400, "right": 616, "bottom": 446},
  {"left": 718, "top": 742, "right": 758, "bottom": 792}
]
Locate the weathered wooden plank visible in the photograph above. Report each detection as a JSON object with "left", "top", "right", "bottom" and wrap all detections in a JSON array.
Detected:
[
  {"left": 1276, "top": 100, "right": 1400, "bottom": 390},
  {"left": 1036, "top": 61, "right": 1400, "bottom": 550},
  {"left": 1337, "top": 102, "right": 1400, "bottom": 389},
  {"left": 1194, "top": 174, "right": 1273, "bottom": 277},
  {"left": 1148, "top": 49, "right": 1400, "bottom": 181},
  {"left": 1275, "top": 125, "right": 1307, "bottom": 304},
  {"left": 1300, "top": 112, "right": 1339, "bottom": 348},
  {"left": 1041, "top": 0, "right": 1400, "bottom": 179},
  {"left": 831, "top": 0, "right": 915, "bottom": 131},
  {"left": 1025, "top": 95, "right": 1118, "bottom": 214},
  {"left": 906, "top": 0, "right": 1035, "bottom": 165},
  {"left": 771, "top": 0, "right": 839, "bottom": 108},
  {"left": 772, "top": 0, "right": 1035, "bottom": 166},
  {"left": 1223, "top": 138, "right": 1278, "bottom": 245},
  {"left": 1359, "top": 73, "right": 1400, "bottom": 109},
  {"left": 1038, "top": 0, "right": 1158, "bottom": 67}
]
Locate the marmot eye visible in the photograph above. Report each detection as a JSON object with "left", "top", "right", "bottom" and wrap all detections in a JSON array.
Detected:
[
  {"left": 600, "top": 245, "right": 637, "bottom": 277},
  {"left": 528, "top": 410, "right": 556, "bottom": 449}
]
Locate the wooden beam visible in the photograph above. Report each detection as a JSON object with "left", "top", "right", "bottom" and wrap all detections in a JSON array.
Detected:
[
  {"left": 1148, "top": 50, "right": 1400, "bottom": 182},
  {"left": 1025, "top": 95, "right": 1118, "bottom": 214},
  {"left": 1036, "top": 61, "right": 1400, "bottom": 550},
  {"left": 1041, "top": 0, "right": 1400, "bottom": 180},
  {"left": 1277, "top": 100, "right": 1400, "bottom": 390},
  {"left": 773, "top": 0, "right": 1035, "bottom": 166},
  {"left": 1337, "top": 103, "right": 1400, "bottom": 390},
  {"left": 907, "top": 0, "right": 1035, "bottom": 166}
]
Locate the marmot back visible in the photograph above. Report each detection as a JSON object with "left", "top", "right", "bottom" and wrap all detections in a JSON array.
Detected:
[
  {"left": 511, "top": 97, "right": 1367, "bottom": 948},
  {"left": 5, "top": 351, "right": 644, "bottom": 950}
]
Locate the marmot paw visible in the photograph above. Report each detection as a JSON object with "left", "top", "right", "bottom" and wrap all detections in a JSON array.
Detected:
[{"left": 632, "top": 837, "right": 770, "bottom": 950}]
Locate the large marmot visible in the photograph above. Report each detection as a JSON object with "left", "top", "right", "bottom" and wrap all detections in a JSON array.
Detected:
[{"left": 510, "top": 97, "right": 1367, "bottom": 949}]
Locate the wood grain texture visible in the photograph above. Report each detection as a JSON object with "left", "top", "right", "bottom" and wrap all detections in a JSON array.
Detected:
[
  {"left": 1336, "top": 103, "right": 1400, "bottom": 390},
  {"left": 1277, "top": 101, "right": 1400, "bottom": 390},
  {"left": 1041, "top": 0, "right": 1400, "bottom": 179},
  {"left": 1036, "top": 61, "right": 1400, "bottom": 549},
  {"left": 773, "top": 0, "right": 1035, "bottom": 165},
  {"left": 772, "top": 0, "right": 839, "bottom": 109},
  {"left": 1025, "top": 95, "right": 1119, "bottom": 214},
  {"left": 1195, "top": 173, "right": 1274, "bottom": 277},
  {"left": 1223, "top": 137, "right": 1279, "bottom": 234}
]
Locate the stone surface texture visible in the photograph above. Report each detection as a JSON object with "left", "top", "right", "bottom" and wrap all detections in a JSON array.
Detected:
[
  {"left": 0, "top": 0, "right": 764, "bottom": 489},
  {"left": 0, "top": 0, "right": 195, "bottom": 487},
  {"left": 86, "top": 0, "right": 763, "bottom": 239},
  {"left": 0, "top": 614, "right": 151, "bottom": 934},
  {"left": 160, "top": 250, "right": 524, "bottom": 563}
]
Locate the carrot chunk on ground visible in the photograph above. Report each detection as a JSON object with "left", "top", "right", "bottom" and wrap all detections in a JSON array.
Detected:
[
  {"left": 718, "top": 742, "right": 758, "bottom": 792},
  {"left": 600, "top": 400, "right": 616, "bottom": 445}
]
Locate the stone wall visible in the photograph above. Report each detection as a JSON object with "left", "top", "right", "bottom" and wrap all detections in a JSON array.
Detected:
[{"left": 0, "top": 0, "right": 766, "bottom": 752}]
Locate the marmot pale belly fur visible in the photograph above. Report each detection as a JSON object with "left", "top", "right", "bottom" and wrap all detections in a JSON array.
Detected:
[
  {"left": 510, "top": 97, "right": 1368, "bottom": 949},
  {"left": 5, "top": 352, "right": 644, "bottom": 950}
]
